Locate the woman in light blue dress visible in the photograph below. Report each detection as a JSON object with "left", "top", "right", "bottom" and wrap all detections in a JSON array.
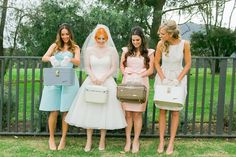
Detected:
[{"left": 39, "top": 23, "right": 80, "bottom": 150}]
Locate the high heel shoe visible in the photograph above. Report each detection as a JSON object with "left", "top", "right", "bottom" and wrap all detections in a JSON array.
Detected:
[
  {"left": 157, "top": 148, "right": 164, "bottom": 154},
  {"left": 157, "top": 143, "right": 164, "bottom": 154},
  {"left": 124, "top": 142, "right": 131, "bottom": 152},
  {"left": 131, "top": 141, "right": 140, "bottom": 154},
  {"left": 84, "top": 143, "right": 92, "bottom": 152},
  {"left": 48, "top": 140, "right": 57, "bottom": 151},
  {"left": 166, "top": 145, "right": 174, "bottom": 155},
  {"left": 84, "top": 146, "right": 91, "bottom": 152},
  {"left": 58, "top": 139, "right": 66, "bottom": 150},
  {"left": 98, "top": 146, "right": 105, "bottom": 151},
  {"left": 98, "top": 141, "right": 105, "bottom": 151},
  {"left": 166, "top": 149, "right": 174, "bottom": 155}
]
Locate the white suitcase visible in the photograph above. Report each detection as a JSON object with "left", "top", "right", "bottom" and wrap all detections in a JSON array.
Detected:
[
  {"left": 85, "top": 85, "right": 108, "bottom": 104},
  {"left": 154, "top": 85, "right": 185, "bottom": 111}
]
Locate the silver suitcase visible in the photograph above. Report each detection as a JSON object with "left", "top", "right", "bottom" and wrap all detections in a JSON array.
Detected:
[{"left": 43, "top": 68, "right": 75, "bottom": 86}]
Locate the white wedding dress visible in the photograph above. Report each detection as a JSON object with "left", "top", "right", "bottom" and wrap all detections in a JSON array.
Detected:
[{"left": 65, "top": 47, "right": 127, "bottom": 130}]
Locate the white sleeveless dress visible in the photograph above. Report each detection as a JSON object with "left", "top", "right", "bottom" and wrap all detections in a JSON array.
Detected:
[
  {"left": 65, "top": 52, "right": 127, "bottom": 130},
  {"left": 154, "top": 40, "right": 187, "bottom": 111}
]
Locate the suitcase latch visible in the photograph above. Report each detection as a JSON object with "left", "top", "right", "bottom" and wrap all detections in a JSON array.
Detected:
[
  {"left": 167, "top": 87, "right": 171, "bottom": 93},
  {"left": 55, "top": 70, "right": 60, "bottom": 77}
]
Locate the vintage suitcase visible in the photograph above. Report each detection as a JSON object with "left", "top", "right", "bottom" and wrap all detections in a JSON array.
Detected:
[
  {"left": 117, "top": 84, "right": 147, "bottom": 103},
  {"left": 154, "top": 85, "right": 185, "bottom": 111},
  {"left": 43, "top": 68, "right": 75, "bottom": 86},
  {"left": 85, "top": 85, "right": 109, "bottom": 104}
]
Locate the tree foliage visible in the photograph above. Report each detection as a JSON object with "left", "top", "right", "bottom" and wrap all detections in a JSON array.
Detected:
[
  {"left": 18, "top": 0, "right": 85, "bottom": 56},
  {"left": 191, "top": 27, "right": 236, "bottom": 57}
]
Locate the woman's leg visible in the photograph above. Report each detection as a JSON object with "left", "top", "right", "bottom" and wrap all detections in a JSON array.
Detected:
[
  {"left": 124, "top": 111, "right": 133, "bottom": 152},
  {"left": 99, "top": 129, "right": 106, "bottom": 150},
  {"left": 166, "top": 111, "right": 179, "bottom": 155},
  {"left": 84, "top": 129, "right": 93, "bottom": 152},
  {"left": 58, "top": 112, "right": 68, "bottom": 150},
  {"left": 157, "top": 109, "right": 166, "bottom": 153},
  {"left": 48, "top": 111, "right": 59, "bottom": 150},
  {"left": 132, "top": 112, "right": 142, "bottom": 153}
]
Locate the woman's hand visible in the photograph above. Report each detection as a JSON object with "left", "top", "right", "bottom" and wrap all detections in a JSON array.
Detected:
[
  {"left": 161, "top": 78, "right": 171, "bottom": 85},
  {"left": 140, "top": 71, "right": 148, "bottom": 78},
  {"left": 49, "top": 56, "right": 60, "bottom": 67},
  {"left": 90, "top": 76, "right": 97, "bottom": 85},
  {"left": 169, "top": 79, "right": 180, "bottom": 86},
  {"left": 96, "top": 76, "right": 106, "bottom": 85},
  {"left": 60, "top": 56, "right": 71, "bottom": 66}
]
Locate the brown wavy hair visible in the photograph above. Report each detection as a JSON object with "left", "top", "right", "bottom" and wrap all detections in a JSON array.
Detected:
[
  {"left": 53, "top": 23, "right": 77, "bottom": 54},
  {"left": 158, "top": 20, "right": 180, "bottom": 56},
  {"left": 123, "top": 26, "right": 150, "bottom": 69}
]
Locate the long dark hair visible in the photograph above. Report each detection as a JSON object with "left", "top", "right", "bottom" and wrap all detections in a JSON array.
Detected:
[
  {"left": 54, "top": 23, "right": 77, "bottom": 54},
  {"left": 123, "top": 26, "right": 150, "bottom": 69}
]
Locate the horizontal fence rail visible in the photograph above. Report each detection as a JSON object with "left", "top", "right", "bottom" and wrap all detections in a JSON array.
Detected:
[{"left": 0, "top": 56, "right": 235, "bottom": 137}]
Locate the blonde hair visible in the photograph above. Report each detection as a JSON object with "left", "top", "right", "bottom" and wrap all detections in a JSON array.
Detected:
[{"left": 159, "top": 20, "right": 180, "bottom": 56}]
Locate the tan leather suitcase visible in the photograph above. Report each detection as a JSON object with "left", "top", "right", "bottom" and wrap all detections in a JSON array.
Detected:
[{"left": 117, "top": 84, "right": 147, "bottom": 103}]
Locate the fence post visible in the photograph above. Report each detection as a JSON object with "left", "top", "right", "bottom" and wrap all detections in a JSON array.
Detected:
[{"left": 216, "top": 59, "right": 227, "bottom": 134}]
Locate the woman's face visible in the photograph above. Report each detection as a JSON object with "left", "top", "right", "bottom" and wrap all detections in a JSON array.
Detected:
[
  {"left": 159, "top": 28, "right": 171, "bottom": 42},
  {"left": 132, "top": 35, "right": 142, "bottom": 48},
  {"left": 61, "top": 28, "right": 70, "bottom": 43},
  {"left": 96, "top": 35, "right": 106, "bottom": 47}
]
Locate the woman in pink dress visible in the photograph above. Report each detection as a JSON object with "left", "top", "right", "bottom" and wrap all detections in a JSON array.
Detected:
[{"left": 120, "top": 26, "right": 154, "bottom": 153}]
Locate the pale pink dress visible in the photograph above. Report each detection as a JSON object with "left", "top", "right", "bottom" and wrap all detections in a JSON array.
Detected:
[{"left": 121, "top": 47, "right": 154, "bottom": 112}]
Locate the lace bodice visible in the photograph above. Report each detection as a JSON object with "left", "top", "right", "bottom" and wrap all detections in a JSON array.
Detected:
[
  {"left": 90, "top": 55, "right": 111, "bottom": 79},
  {"left": 161, "top": 40, "right": 185, "bottom": 71},
  {"left": 54, "top": 51, "right": 74, "bottom": 68}
]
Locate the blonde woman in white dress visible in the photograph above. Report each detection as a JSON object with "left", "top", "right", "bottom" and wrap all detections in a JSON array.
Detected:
[
  {"left": 65, "top": 24, "right": 127, "bottom": 152},
  {"left": 154, "top": 20, "right": 191, "bottom": 155}
]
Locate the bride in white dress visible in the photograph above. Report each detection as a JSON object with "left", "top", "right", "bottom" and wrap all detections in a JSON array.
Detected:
[{"left": 65, "top": 24, "right": 127, "bottom": 152}]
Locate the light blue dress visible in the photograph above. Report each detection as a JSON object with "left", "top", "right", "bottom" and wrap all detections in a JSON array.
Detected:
[{"left": 39, "top": 51, "right": 79, "bottom": 112}]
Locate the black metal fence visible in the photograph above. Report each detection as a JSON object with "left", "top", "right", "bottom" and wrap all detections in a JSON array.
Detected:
[{"left": 0, "top": 56, "right": 235, "bottom": 137}]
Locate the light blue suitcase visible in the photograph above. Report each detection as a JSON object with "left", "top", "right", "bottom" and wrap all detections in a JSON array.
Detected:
[{"left": 43, "top": 68, "right": 75, "bottom": 86}]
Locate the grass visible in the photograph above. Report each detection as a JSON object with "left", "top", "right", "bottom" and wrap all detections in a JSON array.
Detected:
[{"left": 0, "top": 136, "right": 236, "bottom": 157}]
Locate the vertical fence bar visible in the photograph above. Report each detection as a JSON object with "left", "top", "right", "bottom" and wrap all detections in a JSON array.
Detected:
[
  {"left": 216, "top": 59, "right": 227, "bottom": 134},
  {"left": 7, "top": 59, "right": 13, "bottom": 132},
  {"left": 38, "top": 62, "right": 43, "bottom": 132},
  {"left": 167, "top": 112, "right": 171, "bottom": 134},
  {"left": 228, "top": 59, "right": 235, "bottom": 134},
  {"left": 208, "top": 59, "right": 215, "bottom": 135},
  {"left": 0, "top": 58, "right": 4, "bottom": 132},
  {"left": 143, "top": 101, "right": 148, "bottom": 133},
  {"left": 23, "top": 59, "right": 28, "bottom": 132},
  {"left": 46, "top": 113, "right": 49, "bottom": 133},
  {"left": 192, "top": 58, "right": 199, "bottom": 135},
  {"left": 152, "top": 103, "right": 156, "bottom": 134},
  {"left": 183, "top": 67, "right": 191, "bottom": 134},
  {"left": 15, "top": 59, "right": 20, "bottom": 132},
  {"left": 79, "top": 70, "right": 83, "bottom": 86},
  {"left": 200, "top": 59, "right": 207, "bottom": 134},
  {"left": 30, "top": 60, "right": 36, "bottom": 132}
]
